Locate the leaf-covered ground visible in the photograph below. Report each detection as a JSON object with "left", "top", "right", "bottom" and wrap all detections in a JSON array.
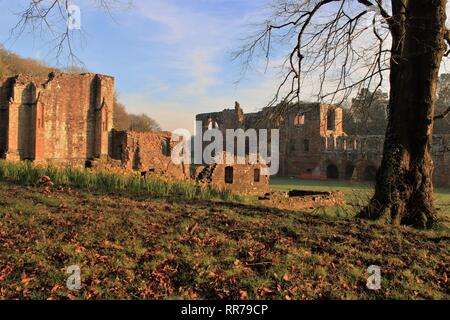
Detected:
[{"left": 0, "top": 182, "right": 448, "bottom": 300}]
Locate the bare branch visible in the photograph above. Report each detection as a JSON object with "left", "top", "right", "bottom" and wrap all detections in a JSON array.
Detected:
[
  {"left": 7, "top": 0, "right": 132, "bottom": 66},
  {"left": 236, "top": 0, "right": 391, "bottom": 113},
  {"left": 434, "top": 106, "right": 450, "bottom": 120}
]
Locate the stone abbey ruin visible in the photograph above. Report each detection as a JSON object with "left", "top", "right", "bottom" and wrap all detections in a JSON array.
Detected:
[
  {"left": 0, "top": 71, "right": 448, "bottom": 204},
  {"left": 197, "top": 102, "right": 450, "bottom": 188},
  {"left": 0, "top": 72, "right": 268, "bottom": 196},
  {"left": 0, "top": 72, "right": 189, "bottom": 178},
  {"left": 0, "top": 72, "right": 114, "bottom": 165}
]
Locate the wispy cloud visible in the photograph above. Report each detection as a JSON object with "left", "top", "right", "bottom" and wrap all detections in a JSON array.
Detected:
[{"left": 117, "top": 0, "right": 280, "bottom": 130}]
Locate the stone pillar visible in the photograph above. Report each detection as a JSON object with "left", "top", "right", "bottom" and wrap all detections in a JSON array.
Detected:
[
  {"left": 5, "top": 100, "right": 20, "bottom": 161},
  {"left": 334, "top": 107, "right": 344, "bottom": 135},
  {"left": 93, "top": 75, "right": 114, "bottom": 159},
  {"left": 95, "top": 103, "right": 110, "bottom": 158},
  {"left": 33, "top": 101, "right": 45, "bottom": 162}
]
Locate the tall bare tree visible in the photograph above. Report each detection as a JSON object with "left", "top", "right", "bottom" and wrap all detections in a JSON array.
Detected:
[{"left": 237, "top": 0, "right": 449, "bottom": 228}]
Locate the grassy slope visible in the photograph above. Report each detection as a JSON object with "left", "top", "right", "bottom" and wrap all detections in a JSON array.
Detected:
[{"left": 0, "top": 182, "right": 448, "bottom": 300}]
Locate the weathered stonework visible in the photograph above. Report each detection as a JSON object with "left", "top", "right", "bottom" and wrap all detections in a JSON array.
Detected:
[
  {"left": 110, "top": 130, "right": 189, "bottom": 180},
  {"left": 259, "top": 190, "right": 345, "bottom": 210},
  {"left": 0, "top": 72, "right": 114, "bottom": 166},
  {"left": 194, "top": 152, "right": 270, "bottom": 196},
  {"left": 197, "top": 102, "right": 450, "bottom": 187},
  {"left": 0, "top": 72, "right": 188, "bottom": 183}
]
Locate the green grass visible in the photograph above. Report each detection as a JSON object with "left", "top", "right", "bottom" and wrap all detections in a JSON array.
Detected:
[
  {"left": 270, "top": 177, "right": 450, "bottom": 217},
  {"left": 0, "top": 182, "right": 448, "bottom": 300},
  {"left": 0, "top": 160, "right": 238, "bottom": 202},
  {"left": 0, "top": 162, "right": 448, "bottom": 300}
]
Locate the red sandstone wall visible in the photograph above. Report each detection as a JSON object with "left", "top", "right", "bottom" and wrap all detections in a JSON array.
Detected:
[
  {"left": 0, "top": 77, "right": 13, "bottom": 155},
  {"left": 207, "top": 162, "right": 270, "bottom": 195},
  {"left": 38, "top": 73, "right": 113, "bottom": 164},
  {"left": 0, "top": 73, "right": 114, "bottom": 166},
  {"left": 112, "top": 130, "right": 189, "bottom": 180},
  {"left": 196, "top": 103, "right": 449, "bottom": 187}
]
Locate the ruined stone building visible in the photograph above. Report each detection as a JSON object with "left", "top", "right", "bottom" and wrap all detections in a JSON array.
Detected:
[
  {"left": 110, "top": 130, "right": 189, "bottom": 180},
  {"left": 194, "top": 152, "right": 270, "bottom": 196},
  {"left": 0, "top": 72, "right": 188, "bottom": 179},
  {"left": 196, "top": 102, "right": 450, "bottom": 187},
  {"left": 0, "top": 72, "right": 114, "bottom": 165}
]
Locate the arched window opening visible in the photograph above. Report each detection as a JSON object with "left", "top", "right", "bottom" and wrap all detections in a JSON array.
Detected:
[{"left": 161, "top": 139, "right": 170, "bottom": 156}]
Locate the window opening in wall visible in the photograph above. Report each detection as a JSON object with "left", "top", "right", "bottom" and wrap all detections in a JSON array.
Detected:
[
  {"left": 161, "top": 139, "right": 170, "bottom": 156},
  {"left": 303, "top": 139, "right": 310, "bottom": 152},
  {"left": 254, "top": 168, "right": 260, "bottom": 182},
  {"left": 225, "top": 166, "right": 234, "bottom": 184}
]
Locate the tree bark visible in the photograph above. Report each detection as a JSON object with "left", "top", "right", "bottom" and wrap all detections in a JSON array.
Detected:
[{"left": 359, "top": 0, "right": 447, "bottom": 228}]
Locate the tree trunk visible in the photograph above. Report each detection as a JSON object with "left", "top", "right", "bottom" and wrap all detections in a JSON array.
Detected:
[{"left": 359, "top": 0, "right": 447, "bottom": 228}]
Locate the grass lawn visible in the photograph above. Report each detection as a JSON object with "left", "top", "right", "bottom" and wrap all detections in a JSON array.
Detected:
[
  {"left": 0, "top": 181, "right": 448, "bottom": 300},
  {"left": 270, "top": 177, "right": 450, "bottom": 218}
]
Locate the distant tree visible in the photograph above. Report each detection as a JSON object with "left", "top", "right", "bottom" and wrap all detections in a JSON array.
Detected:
[
  {"left": 62, "top": 65, "right": 89, "bottom": 74},
  {"left": 0, "top": 46, "right": 54, "bottom": 77},
  {"left": 349, "top": 89, "right": 388, "bottom": 135},
  {"left": 128, "top": 114, "right": 161, "bottom": 132},
  {"left": 113, "top": 96, "right": 130, "bottom": 131},
  {"left": 342, "top": 108, "right": 357, "bottom": 135}
]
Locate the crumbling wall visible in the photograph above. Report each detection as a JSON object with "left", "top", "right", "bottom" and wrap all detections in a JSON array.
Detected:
[
  {"left": 111, "top": 130, "right": 189, "bottom": 180},
  {"left": 195, "top": 153, "right": 270, "bottom": 195},
  {"left": 259, "top": 190, "right": 345, "bottom": 210},
  {"left": 0, "top": 72, "right": 114, "bottom": 166},
  {"left": 432, "top": 135, "right": 450, "bottom": 187},
  {"left": 0, "top": 77, "right": 14, "bottom": 156},
  {"left": 197, "top": 102, "right": 450, "bottom": 187}
]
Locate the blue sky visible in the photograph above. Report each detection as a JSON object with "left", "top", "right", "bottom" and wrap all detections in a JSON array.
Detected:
[
  {"left": 0, "top": 0, "right": 287, "bottom": 131},
  {"left": 1, "top": 1, "right": 449, "bottom": 131}
]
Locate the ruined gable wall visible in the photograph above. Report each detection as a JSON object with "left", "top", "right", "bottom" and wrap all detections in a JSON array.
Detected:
[
  {"left": 280, "top": 104, "right": 327, "bottom": 177},
  {"left": 196, "top": 153, "right": 270, "bottom": 195},
  {"left": 37, "top": 73, "right": 114, "bottom": 165},
  {"left": 0, "top": 72, "right": 114, "bottom": 165},
  {"left": 45, "top": 73, "right": 114, "bottom": 164}
]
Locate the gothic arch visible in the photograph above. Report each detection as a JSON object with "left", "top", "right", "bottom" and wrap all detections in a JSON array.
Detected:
[{"left": 326, "top": 163, "right": 339, "bottom": 179}]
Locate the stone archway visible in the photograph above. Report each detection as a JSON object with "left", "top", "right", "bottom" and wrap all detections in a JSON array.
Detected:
[
  {"left": 345, "top": 164, "right": 355, "bottom": 180},
  {"left": 326, "top": 164, "right": 339, "bottom": 179}
]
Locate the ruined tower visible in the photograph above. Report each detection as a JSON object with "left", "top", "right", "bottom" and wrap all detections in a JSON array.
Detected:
[{"left": 0, "top": 72, "right": 114, "bottom": 166}]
